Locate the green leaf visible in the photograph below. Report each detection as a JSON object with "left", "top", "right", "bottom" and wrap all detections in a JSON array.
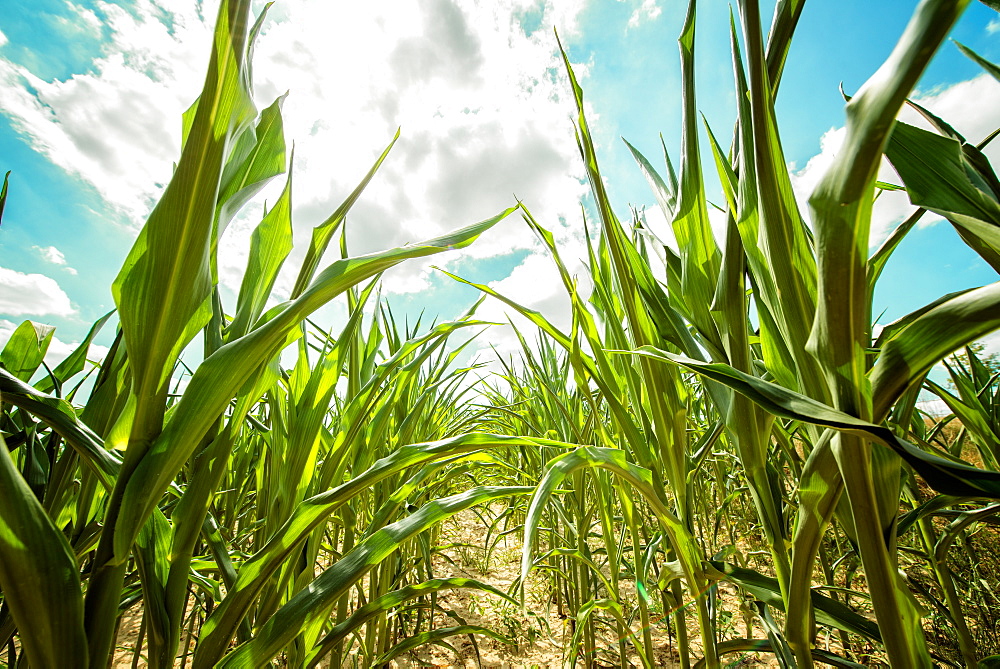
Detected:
[
  {"left": 1, "top": 320, "right": 55, "bottom": 383},
  {"left": 213, "top": 486, "right": 530, "bottom": 668},
  {"left": 215, "top": 92, "right": 288, "bottom": 236},
  {"left": 305, "top": 578, "right": 516, "bottom": 667},
  {"left": 709, "top": 561, "right": 881, "bottom": 642},
  {"left": 374, "top": 625, "right": 515, "bottom": 667},
  {"left": 886, "top": 121, "right": 1000, "bottom": 224},
  {"left": 762, "top": 0, "right": 807, "bottom": 90},
  {"left": 955, "top": 40, "right": 1000, "bottom": 83},
  {"left": 670, "top": 0, "right": 722, "bottom": 345},
  {"left": 289, "top": 129, "right": 400, "bottom": 299},
  {"left": 226, "top": 157, "right": 294, "bottom": 340},
  {"left": 521, "top": 447, "right": 693, "bottom": 602},
  {"left": 133, "top": 509, "right": 172, "bottom": 667},
  {"left": 714, "top": 638, "right": 867, "bottom": 668},
  {"left": 926, "top": 378, "right": 1000, "bottom": 470},
  {"left": 36, "top": 310, "right": 114, "bottom": 395},
  {"left": 195, "top": 432, "right": 550, "bottom": 665},
  {"left": 870, "top": 281, "right": 1000, "bottom": 420},
  {"left": 0, "top": 369, "right": 119, "bottom": 489},
  {"left": 112, "top": 0, "right": 257, "bottom": 421},
  {"left": 113, "top": 209, "right": 513, "bottom": 563},
  {"left": 0, "top": 432, "right": 88, "bottom": 667},
  {"left": 632, "top": 347, "right": 1000, "bottom": 498},
  {"left": 737, "top": 0, "right": 821, "bottom": 399},
  {"left": 0, "top": 170, "right": 9, "bottom": 225},
  {"left": 624, "top": 137, "right": 677, "bottom": 222}
]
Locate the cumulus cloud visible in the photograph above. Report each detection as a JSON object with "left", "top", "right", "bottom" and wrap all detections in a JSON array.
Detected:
[
  {"left": 987, "top": 18, "right": 1000, "bottom": 35},
  {"left": 41, "top": 333, "right": 110, "bottom": 369},
  {"left": 0, "top": 267, "right": 75, "bottom": 317},
  {"left": 0, "top": 28, "right": 8, "bottom": 48},
  {"left": 0, "top": 1, "right": 592, "bottom": 304},
  {"left": 237, "top": 0, "right": 592, "bottom": 298},
  {"left": 627, "top": 0, "right": 662, "bottom": 29},
  {"left": 0, "top": 3, "right": 213, "bottom": 224},
  {"left": 32, "top": 245, "right": 79, "bottom": 275},
  {"left": 33, "top": 245, "right": 66, "bottom": 264}
]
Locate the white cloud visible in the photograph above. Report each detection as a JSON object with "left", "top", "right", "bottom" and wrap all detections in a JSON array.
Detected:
[
  {"left": 53, "top": 3, "right": 103, "bottom": 39},
  {"left": 915, "top": 398, "right": 949, "bottom": 417},
  {"left": 0, "top": 1, "right": 592, "bottom": 303},
  {"left": 0, "top": 267, "right": 75, "bottom": 317},
  {"left": 0, "top": 28, "right": 8, "bottom": 48},
  {"left": 32, "top": 245, "right": 79, "bottom": 275},
  {"left": 627, "top": 0, "right": 662, "bottom": 29},
  {"left": 789, "top": 73, "right": 1000, "bottom": 246},
  {"left": 239, "top": 0, "right": 592, "bottom": 298},
  {"left": 0, "top": 3, "right": 212, "bottom": 224},
  {"left": 987, "top": 18, "right": 1000, "bottom": 35},
  {"left": 33, "top": 245, "right": 67, "bottom": 265}
]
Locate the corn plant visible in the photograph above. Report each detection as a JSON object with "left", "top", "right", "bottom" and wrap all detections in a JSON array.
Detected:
[
  {"left": 456, "top": 0, "right": 1000, "bottom": 667},
  {"left": 4, "top": 0, "right": 1000, "bottom": 667},
  {"left": 0, "top": 1, "right": 538, "bottom": 666}
]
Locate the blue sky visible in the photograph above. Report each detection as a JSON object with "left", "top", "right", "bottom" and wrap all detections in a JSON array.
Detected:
[{"left": 0, "top": 0, "right": 998, "bottom": 370}]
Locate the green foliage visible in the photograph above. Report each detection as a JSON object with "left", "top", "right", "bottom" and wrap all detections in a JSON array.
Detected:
[
  {"left": 0, "top": 2, "right": 517, "bottom": 668},
  {"left": 2, "top": 0, "right": 1000, "bottom": 667}
]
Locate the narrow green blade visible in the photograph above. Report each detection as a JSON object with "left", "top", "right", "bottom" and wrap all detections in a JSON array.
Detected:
[{"left": 0, "top": 432, "right": 88, "bottom": 667}]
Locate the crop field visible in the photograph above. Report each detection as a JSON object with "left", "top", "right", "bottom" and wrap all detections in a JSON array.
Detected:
[{"left": 1, "top": 0, "right": 1000, "bottom": 667}]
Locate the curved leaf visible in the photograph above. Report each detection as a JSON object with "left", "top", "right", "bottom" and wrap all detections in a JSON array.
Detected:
[
  {"left": 305, "top": 578, "right": 516, "bottom": 667},
  {"left": 633, "top": 347, "right": 1000, "bottom": 497},
  {"left": 0, "top": 368, "right": 119, "bottom": 489},
  {"left": 373, "top": 625, "right": 514, "bottom": 667},
  {"left": 214, "top": 486, "right": 530, "bottom": 668},
  {"left": 195, "top": 433, "right": 551, "bottom": 665},
  {"left": 1, "top": 320, "right": 55, "bottom": 383},
  {"left": 708, "top": 561, "right": 880, "bottom": 642},
  {"left": 114, "top": 208, "right": 515, "bottom": 563},
  {"left": 870, "top": 281, "right": 1000, "bottom": 419}
]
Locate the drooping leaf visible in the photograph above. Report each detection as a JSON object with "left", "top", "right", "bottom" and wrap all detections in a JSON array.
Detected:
[
  {"left": 632, "top": 348, "right": 1000, "bottom": 498},
  {"left": 305, "top": 578, "right": 517, "bottom": 667},
  {"left": 215, "top": 92, "right": 288, "bottom": 236},
  {"left": 0, "top": 370, "right": 120, "bottom": 489},
  {"left": 870, "top": 281, "right": 1000, "bottom": 419},
  {"left": 709, "top": 561, "right": 881, "bottom": 642},
  {"left": 196, "top": 433, "right": 554, "bottom": 664},
  {"left": 114, "top": 210, "right": 514, "bottom": 563},
  {"left": 372, "top": 625, "right": 514, "bottom": 667},
  {"left": 886, "top": 122, "right": 1000, "bottom": 224}
]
